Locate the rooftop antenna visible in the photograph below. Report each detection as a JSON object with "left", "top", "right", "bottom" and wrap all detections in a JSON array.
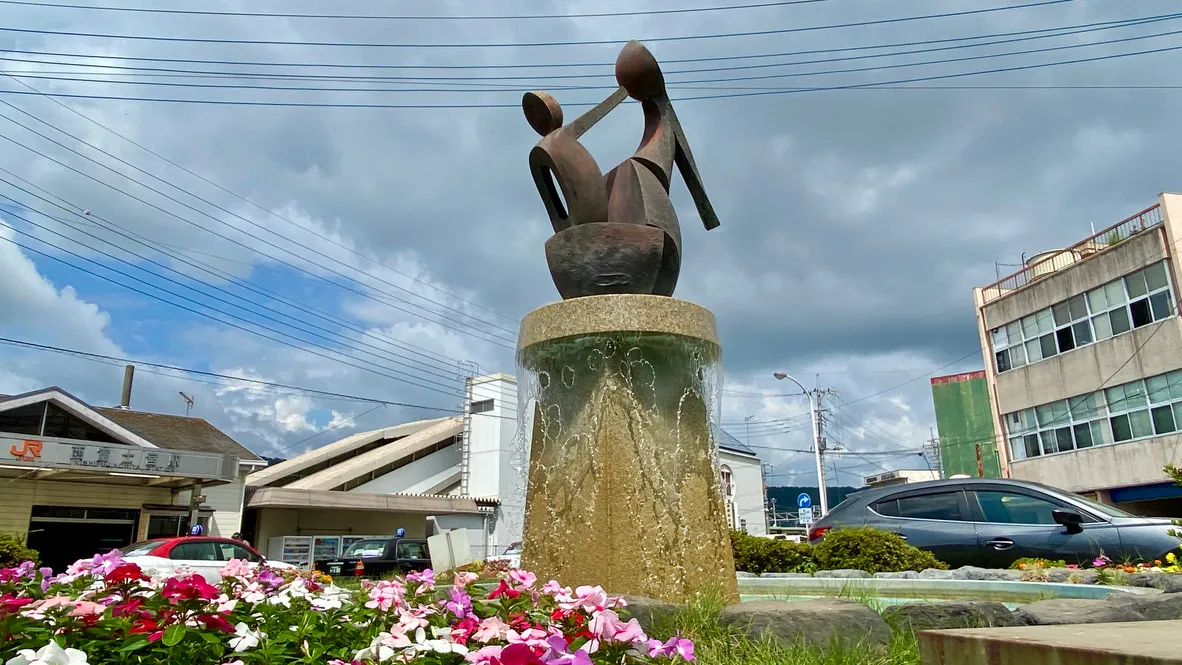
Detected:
[{"left": 179, "top": 392, "right": 195, "bottom": 416}]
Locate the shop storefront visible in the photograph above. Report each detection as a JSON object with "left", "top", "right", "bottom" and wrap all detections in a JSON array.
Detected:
[{"left": 0, "top": 387, "right": 261, "bottom": 572}]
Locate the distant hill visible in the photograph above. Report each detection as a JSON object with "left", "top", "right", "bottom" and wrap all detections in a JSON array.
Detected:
[{"left": 767, "top": 485, "right": 862, "bottom": 511}]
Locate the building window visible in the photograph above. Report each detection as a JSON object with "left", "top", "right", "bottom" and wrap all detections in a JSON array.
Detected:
[
  {"left": 719, "top": 466, "right": 734, "bottom": 500},
  {"left": 991, "top": 260, "right": 1175, "bottom": 374},
  {"left": 1005, "top": 368, "right": 1182, "bottom": 460},
  {"left": 470, "top": 399, "right": 494, "bottom": 414}
]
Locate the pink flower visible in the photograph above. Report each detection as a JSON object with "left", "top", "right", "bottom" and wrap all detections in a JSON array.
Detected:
[
  {"left": 472, "top": 616, "right": 508, "bottom": 643},
  {"left": 541, "top": 580, "right": 570, "bottom": 598},
  {"left": 588, "top": 610, "right": 648, "bottom": 647},
  {"left": 453, "top": 571, "right": 479, "bottom": 588},
  {"left": 558, "top": 586, "right": 608, "bottom": 613},
  {"left": 406, "top": 569, "right": 435, "bottom": 590},
  {"left": 465, "top": 645, "right": 504, "bottom": 664},
  {"left": 508, "top": 569, "right": 537, "bottom": 590},
  {"left": 364, "top": 580, "right": 405, "bottom": 612},
  {"left": 220, "top": 559, "right": 252, "bottom": 579}
]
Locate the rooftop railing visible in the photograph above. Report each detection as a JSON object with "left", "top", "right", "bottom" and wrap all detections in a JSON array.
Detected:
[{"left": 980, "top": 204, "right": 1163, "bottom": 304}]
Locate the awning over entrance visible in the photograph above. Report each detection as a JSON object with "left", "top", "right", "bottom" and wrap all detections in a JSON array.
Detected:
[{"left": 247, "top": 487, "right": 494, "bottom": 515}]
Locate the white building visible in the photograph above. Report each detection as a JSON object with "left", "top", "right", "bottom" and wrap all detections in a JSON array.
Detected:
[
  {"left": 246, "top": 374, "right": 769, "bottom": 564},
  {"left": 718, "top": 430, "right": 769, "bottom": 536}
]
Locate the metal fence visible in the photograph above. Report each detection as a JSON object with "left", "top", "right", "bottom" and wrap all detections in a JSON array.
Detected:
[{"left": 980, "top": 204, "right": 1163, "bottom": 304}]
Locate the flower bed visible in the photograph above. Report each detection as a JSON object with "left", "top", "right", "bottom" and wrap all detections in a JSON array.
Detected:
[{"left": 0, "top": 554, "right": 694, "bottom": 665}]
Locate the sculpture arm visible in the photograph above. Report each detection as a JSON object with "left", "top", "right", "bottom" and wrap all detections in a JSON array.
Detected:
[
  {"left": 665, "top": 99, "right": 720, "bottom": 231},
  {"left": 563, "top": 86, "right": 629, "bottom": 139}
]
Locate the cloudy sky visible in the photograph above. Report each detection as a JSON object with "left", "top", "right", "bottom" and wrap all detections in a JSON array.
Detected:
[{"left": 0, "top": 0, "right": 1178, "bottom": 487}]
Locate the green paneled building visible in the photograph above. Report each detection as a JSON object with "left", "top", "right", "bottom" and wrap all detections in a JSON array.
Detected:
[{"left": 930, "top": 371, "right": 1002, "bottom": 478}]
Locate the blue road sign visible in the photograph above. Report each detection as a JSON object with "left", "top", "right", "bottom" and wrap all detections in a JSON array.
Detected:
[{"left": 797, "top": 493, "right": 812, "bottom": 509}]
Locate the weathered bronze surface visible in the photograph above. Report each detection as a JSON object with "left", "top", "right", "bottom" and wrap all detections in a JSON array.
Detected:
[{"left": 523, "top": 40, "right": 720, "bottom": 300}]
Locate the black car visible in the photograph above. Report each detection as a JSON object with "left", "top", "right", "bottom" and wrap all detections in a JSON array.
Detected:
[
  {"left": 314, "top": 537, "right": 431, "bottom": 578},
  {"left": 808, "top": 478, "right": 1180, "bottom": 569}
]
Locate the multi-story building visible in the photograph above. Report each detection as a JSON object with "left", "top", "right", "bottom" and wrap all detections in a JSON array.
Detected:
[{"left": 973, "top": 193, "right": 1182, "bottom": 516}]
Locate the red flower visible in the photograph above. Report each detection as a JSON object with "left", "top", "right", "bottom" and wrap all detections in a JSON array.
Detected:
[
  {"left": 161, "top": 575, "right": 218, "bottom": 603},
  {"left": 499, "top": 644, "right": 543, "bottom": 665},
  {"left": 0, "top": 594, "right": 33, "bottom": 615},
  {"left": 105, "top": 563, "right": 146, "bottom": 584},
  {"left": 488, "top": 580, "right": 520, "bottom": 600},
  {"left": 196, "top": 614, "right": 235, "bottom": 633},
  {"left": 111, "top": 597, "right": 145, "bottom": 618},
  {"left": 129, "top": 617, "right": 159, "bottom": 635}
]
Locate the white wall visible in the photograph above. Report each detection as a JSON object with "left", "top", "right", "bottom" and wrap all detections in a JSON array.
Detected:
[
  {"left": 430, "top": 514, "right": 489, "bottom": 560},
  {"left": 350, "top": 444, "right": 460, "bottom": 494},
  {"left": 465, "top": 376, "right": 521, "bottom": 554},
  {"left": 721, "top": 450, "right": 767, "bottom": 536},
  {"left": 172, "top": 465, "right": 253, "bottom": 537}
]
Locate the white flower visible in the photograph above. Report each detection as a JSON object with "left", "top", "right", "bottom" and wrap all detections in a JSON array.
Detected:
[
  {"left": 228, "top": 623, "right": 265, "bottom": 653},
  {"left": 6, "top": 641, "right": 88, "bottom": 665},
  {"left": 310, "top": 595, "right": 342, "bottom": 611}
]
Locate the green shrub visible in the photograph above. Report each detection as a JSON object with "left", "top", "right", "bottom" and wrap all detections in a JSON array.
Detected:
[
  {"left": 0, "top": 532, "right": 37, "bottom": 567},
  {"left": 812, "top": 527, "right": 947, "bottom": 574},
  {"left": 730, "top": 531, "right": 814, "bottom": 575}
]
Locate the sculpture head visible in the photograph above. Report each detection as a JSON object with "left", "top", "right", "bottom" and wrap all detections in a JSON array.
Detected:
[{"left": 615, "top": 40, "right": 666, "bottom": 101}]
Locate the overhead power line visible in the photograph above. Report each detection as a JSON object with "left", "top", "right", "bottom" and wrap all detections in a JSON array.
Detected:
[
  {"left": 0, "top": 79, "right": 518, "bottom": 328},
  {"left": 0, "top": 0, "right": 1079, "bottom": 49},
  {"left": 0, "top": 336, "right": 457, "bottom": 411},
  {"left": 0, "top": 102, "right": 519, "bottom": 348},
  {"left": 6, "top": 13, "right": 1176, "bottom": 86},
  {"left": 0, "top": 0, "right": 835, "bottom": 20},
  {"left": 0, "top": 174, "right": 465, "bottom": 383},
  {"left": 0, "top": 230, "right": 466, "bottom": 398},
  {"left": 4, "top": 40, "right": 1180, "bottom": 109},
  {"left": 1, "top": 12, "right": 1164, "bottom": 72},
  {"left": 17, "top": 22, "right": 1182, "bottom": 96}
]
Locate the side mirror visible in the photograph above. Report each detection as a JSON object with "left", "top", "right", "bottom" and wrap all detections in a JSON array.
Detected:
[{"left": 1053, "top": 509, "right": 1084, "bottom": 534}]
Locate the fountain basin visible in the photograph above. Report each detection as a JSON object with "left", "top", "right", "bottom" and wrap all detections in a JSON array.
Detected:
[{"left": 738, "top": 576, "right": 1159, "bottom": 609}]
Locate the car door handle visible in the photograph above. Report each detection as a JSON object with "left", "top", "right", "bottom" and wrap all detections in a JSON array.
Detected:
[{"left": 985, "top": 538, "right": 1014, "bottom": 551}]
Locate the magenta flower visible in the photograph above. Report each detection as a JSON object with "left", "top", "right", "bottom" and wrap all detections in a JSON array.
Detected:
[
  {"left": 648, "top": 636, "right": 695, "bottom": 661},
  {"left": 446, "top": 587, "right": 472, "bottom": 619}
]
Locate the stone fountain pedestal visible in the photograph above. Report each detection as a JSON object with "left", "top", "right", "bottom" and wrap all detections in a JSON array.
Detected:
[{"left": 516, "top": 294, "right": 738, "bottom": 604}]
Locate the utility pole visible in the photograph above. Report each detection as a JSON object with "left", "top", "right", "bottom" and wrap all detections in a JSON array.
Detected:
[
  {"left": 812, "top": 387, "right": 838, "bottom": 511},
  {"left": 927, "top": 428, "right": 943, "bottom": 478}
]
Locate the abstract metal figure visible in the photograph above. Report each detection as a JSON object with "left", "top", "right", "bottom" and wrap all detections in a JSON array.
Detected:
[{"left": 523, "top": 40, "right": 719, "bottom": 300}]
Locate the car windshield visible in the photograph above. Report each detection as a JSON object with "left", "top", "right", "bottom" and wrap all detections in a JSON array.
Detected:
[
  {"left": 120, "top": 540, "right": 166, "bottom": 557},
  {"left": 503, "top": 543, "right": 522, "bottom": 555},
  {"left": 343, "top": 540, "right": 387, "bottom": 558},
  {"left": 1073, "top": 494, "right": 1135, "bottom": 519}
]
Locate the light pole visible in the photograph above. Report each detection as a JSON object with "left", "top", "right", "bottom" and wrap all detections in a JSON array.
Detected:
[{"left": 773, "top": 371, "right": 829, "bottom": 516}]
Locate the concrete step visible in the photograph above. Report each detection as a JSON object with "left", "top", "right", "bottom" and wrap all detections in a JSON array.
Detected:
[{"left": 918, "top": 620, "right": 1182, "bottom": 665}]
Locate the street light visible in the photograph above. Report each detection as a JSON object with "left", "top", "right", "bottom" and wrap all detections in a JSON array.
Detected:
[{"left": 773, "top": 371, "right": 829, "bottom": 516}]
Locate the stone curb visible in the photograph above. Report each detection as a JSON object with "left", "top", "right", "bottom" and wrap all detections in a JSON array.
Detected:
[{"left": 739, "top": 567, "right": 1182, "bottom": 588}]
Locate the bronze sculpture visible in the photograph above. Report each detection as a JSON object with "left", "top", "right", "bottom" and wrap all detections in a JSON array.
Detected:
[{"left": 523, "top": 40, "right": 720, "bottom": 300}]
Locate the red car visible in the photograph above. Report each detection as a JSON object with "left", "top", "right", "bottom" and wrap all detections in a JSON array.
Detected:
[{"left": 120, "top": 536, "right": 296, "bottom": 583}]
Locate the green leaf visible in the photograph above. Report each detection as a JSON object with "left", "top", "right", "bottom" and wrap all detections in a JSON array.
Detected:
[
  {"left": 118, "top": 636, "right": 150, "bottom": 653},
  {"left": 199, "top": 632, "right": 224, "bottom": 645},
  {"left": 162, "top": 624, "right": 186, "bottom": 647}
]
